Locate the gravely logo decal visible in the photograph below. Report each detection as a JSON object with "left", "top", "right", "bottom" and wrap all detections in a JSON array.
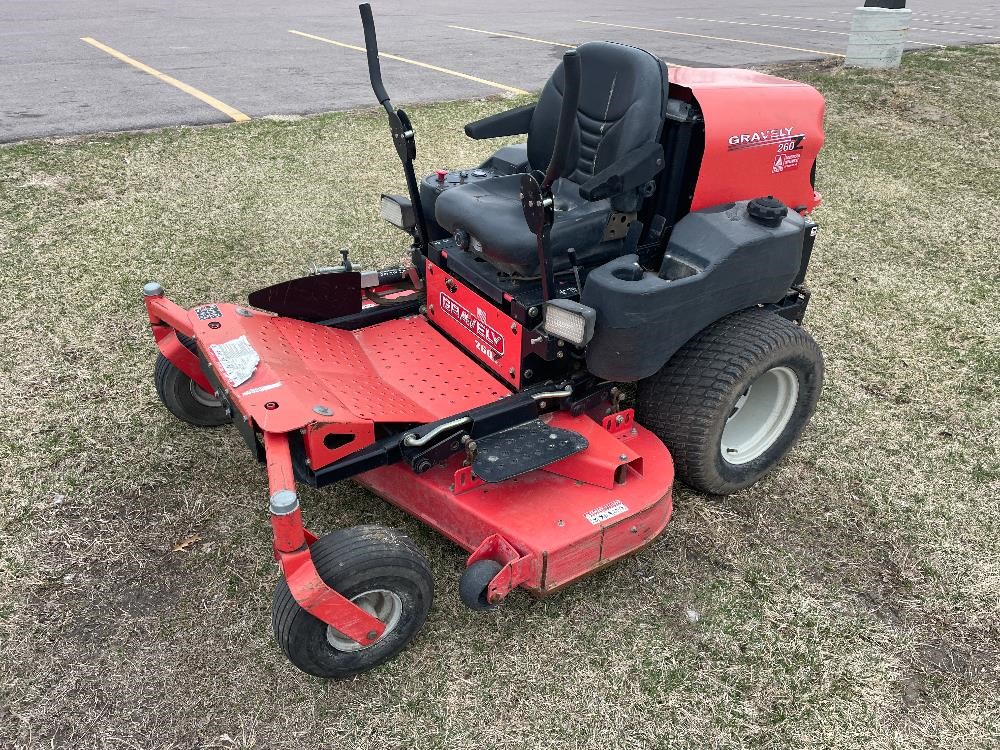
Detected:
[
  {"left": 728, "top": 126, "right": 805, "bottom": 152},
  {"left": 440, "top": 292, "right": 505, "bottom": 355}
]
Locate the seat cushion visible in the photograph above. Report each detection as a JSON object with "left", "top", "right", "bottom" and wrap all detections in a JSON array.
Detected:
[{"left": 435, "top": 175, "right": 614, "bottom": 276}]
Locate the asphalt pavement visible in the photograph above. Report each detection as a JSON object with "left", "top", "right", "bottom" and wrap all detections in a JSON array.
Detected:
[{"left": 2, "top": 0, "right": 998, "bottom": 142}]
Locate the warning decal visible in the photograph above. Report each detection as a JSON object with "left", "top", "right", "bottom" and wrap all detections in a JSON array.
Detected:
[
  {"left": 585, "top": 500, "right": 629, "bottom": 525},
  {"left": 772, "top": 152, "right": 802, "bottom": 174}
]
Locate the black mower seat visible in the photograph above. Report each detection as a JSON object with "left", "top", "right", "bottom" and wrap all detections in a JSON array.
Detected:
[
  {"left": 435, "top": 40, "right": 667, "bottom": 277},
  {"left": 436, "top": 175, "right": 614, "bottom": 275}
]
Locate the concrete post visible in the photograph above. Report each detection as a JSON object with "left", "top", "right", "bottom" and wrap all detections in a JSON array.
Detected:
[{"left": 845, "top": 7, "right": 912, "bottom": 69}]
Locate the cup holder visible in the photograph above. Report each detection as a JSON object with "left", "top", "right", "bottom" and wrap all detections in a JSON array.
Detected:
[
  {"left": 612, "top": 264, "right": 645, "bottom": 282},
  {"left": 658, "top": 254, "right": 699, "bottom": 281}
]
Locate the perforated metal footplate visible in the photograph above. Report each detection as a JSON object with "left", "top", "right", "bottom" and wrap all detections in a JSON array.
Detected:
[{"left": 472, "top": 420, "right": 588, "bottom": 483}]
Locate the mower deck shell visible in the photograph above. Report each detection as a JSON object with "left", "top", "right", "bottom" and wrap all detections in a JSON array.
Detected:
[
  {"left": 357, "top": 413, "right": 673, "bottom": 596},
  {"left": 148, "top": 292, "right": 676, "bottom": 603}
]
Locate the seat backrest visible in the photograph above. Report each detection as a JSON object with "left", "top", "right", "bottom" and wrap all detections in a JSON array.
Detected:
[{"left": 527, "top": 41, "right": 668, "bottom": 211}]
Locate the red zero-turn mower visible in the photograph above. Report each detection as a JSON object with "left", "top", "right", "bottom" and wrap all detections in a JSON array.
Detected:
[{"left": 143, "top": 4, "right": 826, "bottom": 677}]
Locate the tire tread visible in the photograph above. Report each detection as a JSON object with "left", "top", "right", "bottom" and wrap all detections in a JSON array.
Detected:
[{"left": 636, "top": 308, "right": 823, "bottom": 494}]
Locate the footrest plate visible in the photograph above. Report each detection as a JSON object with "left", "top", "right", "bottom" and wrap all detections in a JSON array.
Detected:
[{"left": 472, "top": 420, "right": 588, "bottom": 483}]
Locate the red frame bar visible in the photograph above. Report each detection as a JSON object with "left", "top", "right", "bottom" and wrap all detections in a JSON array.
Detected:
[
  {"left": 144, "top": 292, "right": 215, "bottom": 392},
  {"left": 145, "top": 293, "right": 196, "bottom": 338},
  {"left": 263, "top": 431, "right": 386, "bottom": 646},
  {"left": 155, "top": 328, "right": 214, "bottom": 393}
]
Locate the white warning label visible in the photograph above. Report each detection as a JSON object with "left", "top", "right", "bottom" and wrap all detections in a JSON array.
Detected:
[
  {"left": 210, "top": 335, "right": 259, "bottom": 387},
  {"left": 584, "top": 500, "right": 629, "bottom": 525}
]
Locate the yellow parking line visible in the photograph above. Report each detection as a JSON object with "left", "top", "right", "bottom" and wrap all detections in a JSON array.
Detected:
[
  {"left": 289, "top": 29, "right": 529, "bottom": 95},
  {"left": 448, "top": 24, "right": 688, "bottom": 67},
  {"left": 577, "top": 19, "right": 847, "bottom": 58},
  {"left": 80, "top": 37, "right": 249, "bottom": 122}
]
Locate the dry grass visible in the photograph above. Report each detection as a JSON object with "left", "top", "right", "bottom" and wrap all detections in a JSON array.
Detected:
[{"left": 2, "top": 45, "right": 999, "bottom": 750}]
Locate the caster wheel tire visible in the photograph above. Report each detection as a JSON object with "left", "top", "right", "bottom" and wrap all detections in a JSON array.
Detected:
[
  {"left": 154, "top": 335, "right": 230, "bottom": 427},
  {"left": 459, "top": 559, "right": 503, "bottom": 611},
  {"left": 272, "top": 525, "right": 434, "bottom": 679},
  {"left": 636, "top": 308, "right": 823, "bottom": 496}
]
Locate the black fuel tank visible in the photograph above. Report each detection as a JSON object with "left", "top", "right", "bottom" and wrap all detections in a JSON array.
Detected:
[{"left": 581, "top": 199, "right": 806, "bottom": 381}]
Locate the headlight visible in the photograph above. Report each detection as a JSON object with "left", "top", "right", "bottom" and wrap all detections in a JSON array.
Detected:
[
  {"left": 543, "top": 299, "right": 597, "bottom": 346},
  {"left": 380, "top": 194, "right": 416, "bottom": 231}
]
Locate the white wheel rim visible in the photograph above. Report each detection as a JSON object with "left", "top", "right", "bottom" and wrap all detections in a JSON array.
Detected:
[
  {"left": 325, "top": 589, "right": 403, "bottom": 652},
  {"left": 720, "top": 366, "right": 799, "bottom": 466},
  {"left": 188, "top": 379, "right": 222, "bottom": 408}
]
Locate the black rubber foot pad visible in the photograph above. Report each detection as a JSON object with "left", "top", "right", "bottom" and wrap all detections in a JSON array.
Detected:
[{"left": 472, "top": 419, "right": 588, "bottom": 483}]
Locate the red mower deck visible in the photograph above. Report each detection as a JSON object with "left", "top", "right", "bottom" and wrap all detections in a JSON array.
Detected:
[
  {"left": 358, "top": 412, "right": 673, "bottom": 601},
  {"left": 147, "top": 290, "right": 675, "bottom": 637}
]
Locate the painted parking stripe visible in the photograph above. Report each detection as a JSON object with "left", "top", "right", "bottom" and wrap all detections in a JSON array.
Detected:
[
  {"left": 754, "top": 13, "right": 997, "bottom": 40},
  {"left": 447, "top": 24, "right": 688, "bottom": 67},
  {"left": 577, "top": 19, "right": 846, "bottom": 58},
  {"left": 448, "top": 25, "right": 575, "bottom": 49},
  {"left": 289, "top": 29, "right": 529, "bottom": 95},
  {"left": 80, "top": 37, "right": 249, "bottom": 122},
  {"left": 828, "top": 9, "right": 999, "bottom": 24},
  {"left": 673, "top": 16, "right": 945, "bottom": 48},
  {"left": 762, "top": 13, "right": 994, "bottom": 30}
]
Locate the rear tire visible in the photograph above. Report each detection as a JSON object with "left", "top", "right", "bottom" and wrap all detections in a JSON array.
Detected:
[
  {"left": 636, "top": 309, "right": 823, "bottom": 495},
  {"left": 154, "top": 336, "right": 230, "bottom": 427},
  {"left": 272, "top": 526, "right": 434, "bottom": 678}
]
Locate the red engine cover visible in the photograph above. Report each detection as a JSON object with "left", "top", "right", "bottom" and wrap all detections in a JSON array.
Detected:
[{"left": 669, "top": 67, "right": 825, "bottom": 213}]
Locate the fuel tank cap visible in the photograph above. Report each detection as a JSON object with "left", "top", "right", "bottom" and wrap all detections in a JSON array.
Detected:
[{"left": 747, "top": 195, "right": 788, "bottom": 227}]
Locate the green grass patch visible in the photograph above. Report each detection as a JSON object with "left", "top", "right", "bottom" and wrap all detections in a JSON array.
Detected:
[{"left": 2, "top": 47, "right": 999, "bottom": 749}]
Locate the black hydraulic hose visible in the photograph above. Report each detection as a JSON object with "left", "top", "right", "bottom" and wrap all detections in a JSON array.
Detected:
[
  {"left": 543, "top": 50, "right": 582, "bottom": 189},
  {"left": 359, "top": 3, "right": 393, "bottom": 114}
]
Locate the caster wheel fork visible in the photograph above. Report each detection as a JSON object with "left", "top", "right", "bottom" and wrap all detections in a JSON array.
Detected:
[{"left": 264, "top": 431, "right": 434, "bottom": 678}]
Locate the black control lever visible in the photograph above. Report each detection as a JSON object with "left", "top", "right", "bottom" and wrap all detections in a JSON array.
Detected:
[
  {"left": 521, "top": 50, "right": 582, "bottom": 301},
  {"left": 359, "top": 3, "right": 430, "bottom": 254},
  {"left": 360, "top": 3, "right": 392, "bottom": 113},
  {"left": 566, "top": 247, "right": 583, "bottom": 297}
]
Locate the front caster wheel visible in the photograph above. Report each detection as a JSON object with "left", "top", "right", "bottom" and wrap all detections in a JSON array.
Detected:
[
  {"left": 272, "top": 526, "right": 433, "bottom": 678},
  {"left": 636, "top": 309, "right": 823, "bottom": 495},
  {"left": 459, "top": 560, "right": 503, "bottom": 611},
  {"left": 154, "top": 336, "right": 230, "bottom": 427}
]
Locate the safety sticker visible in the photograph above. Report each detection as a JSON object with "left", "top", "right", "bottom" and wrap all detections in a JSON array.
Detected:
[
  {"left": 195, "top": 304, "right": 222, "bottom": 321},
  {"left": 210, "top": 335, "right": 259, "bottom": 387},
  {"left": 584, "top": 500, "right": 629, "bottom": 525},
  {"left": 772, "top": 152, "right": 801, "bottom": 174},
  {"left": 241, "top": 381, "right": 281, "bottom": 397}
]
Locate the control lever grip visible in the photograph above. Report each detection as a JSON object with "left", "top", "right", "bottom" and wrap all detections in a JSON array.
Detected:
[{"left": 359, "top": 3, "right": 392, "bottom": 112}]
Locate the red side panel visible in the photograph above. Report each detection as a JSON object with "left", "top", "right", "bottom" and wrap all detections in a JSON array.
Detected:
[
  {"left": 424, "top": 260, "right": 524, "bottom": 388},
  {"left": 669, "top": 67, "right": 825, "bottom": 213}
]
